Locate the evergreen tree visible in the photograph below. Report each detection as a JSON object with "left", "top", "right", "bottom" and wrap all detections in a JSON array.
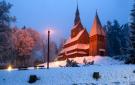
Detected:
[
  {"left": 105, "top": 20, "right": 122, "bottom": 56},
  {"left": 0, "top": 1, "right": 15, "bottom": 27},
  {"left": 120, "top": 24, "right": 130, "bottom": 55},
  {"left": 112, "top": 20, "right": 122, "bottom": 55},
  {"left": 105, "top": 21, "right": 113, "bottom": 56},
  {"left": 126, "top": 1, "right": 135, "bottom": 64},
  {"left": 0, "top": 1, "right": 15, "bottom": 65}
]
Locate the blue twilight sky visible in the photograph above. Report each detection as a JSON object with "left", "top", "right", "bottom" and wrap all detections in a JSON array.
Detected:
[{"left": 5, "top": 0, "right": 133, "bottom": 42}]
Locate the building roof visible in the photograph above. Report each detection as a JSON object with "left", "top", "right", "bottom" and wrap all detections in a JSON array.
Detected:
[
  {"left": 72, "top": 3, "right": 84, "bottom": 31},
  {"left": 90, "top": 12, "right": 106, "bottom": 37},
  {"left": 64, "top": 29, "right": 85, "bottom": 45},
  {"left": 60, "top": 44, "right": 89, "bottom": 54},
  {"left": 74, "top": 2, "right": 81, "bottom": 25}
]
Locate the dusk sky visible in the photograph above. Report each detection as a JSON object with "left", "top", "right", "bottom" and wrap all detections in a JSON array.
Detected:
[{"left": 6, "top": 0, "right": 133, "bottom": 42}]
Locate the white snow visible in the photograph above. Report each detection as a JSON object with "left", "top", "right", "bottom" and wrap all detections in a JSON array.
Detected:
[
  {"left": 68, "top": 56, "right": 123, "bottom": 65},
  {"left": 0, "top": 56, "right": 134, "bottom": 85},
  {"left": 1, "top": 65, "right": 135, "bottom": 85},
  {"left": 38, "top": 56, "right": 123, "bottom": 68}
]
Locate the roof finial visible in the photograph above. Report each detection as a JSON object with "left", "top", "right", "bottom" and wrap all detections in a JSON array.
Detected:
[
  {"left": 96, "top": 9, "right": 98, "bottom": 16},
  {"left": 74, "top": 0, "right": 80, "bottom": 25},
  {"left": 76, "top": 0, "right": 78, "bottom": 8}
]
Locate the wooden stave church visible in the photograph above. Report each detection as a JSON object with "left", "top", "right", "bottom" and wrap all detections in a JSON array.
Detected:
[{"left": 57, "top": 6, "right": 106, "bottom": 61}]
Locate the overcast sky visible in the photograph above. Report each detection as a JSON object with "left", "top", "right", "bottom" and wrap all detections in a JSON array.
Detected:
[{"left": 6, "top": 0, "right": 133, "bottom": 42}]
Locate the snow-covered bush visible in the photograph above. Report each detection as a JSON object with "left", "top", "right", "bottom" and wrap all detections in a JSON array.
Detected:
[
  {"left": 18, "top": 66, "right": 28, "bottom": 70},
  {"left": 28, "top": 75, "right": 39, "bottom": 83},
  {"left": 83, "top": 58, "right": 94, "bottom": 66},
  {"left": 113, "top": 55, "right": 128, "bottom": 61},
  {"left": 125, "top": 54, "right": 135, "bottom": 64},
  {"left": 92, "top": 72, "right": 101, "bottom": 80},
  {"left": 65, "top": 59, "right": 79, "bottom": 67},
  {"left": 133, "top": 70, "right": 135, "bottom": 73}
]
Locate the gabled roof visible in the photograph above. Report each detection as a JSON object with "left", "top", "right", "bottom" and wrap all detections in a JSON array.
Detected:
[
  {"left": 60, "top": 44, "right": 89, "bottom": 54},
  {"left": 64, "top": 29, "right": 85, "bottom": 45},
  {"left": 72, "top": 20, "right": 83, "bottom": 30},
  {"left": 90, "top": 12, "right": 106, "bottom": 37}
]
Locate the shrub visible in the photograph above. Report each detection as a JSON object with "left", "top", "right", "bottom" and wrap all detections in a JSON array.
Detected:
[
  {"left": 65, "top": 59, "right": 79, "bottom": 67},
  {"left": 18, "top": 66, "right": 28, "bottom": 70},
  {"left": 133, "top": 70, "right": 135, "bottom": 73},
  {"left": 83, "top": 60, "right": 94, "bottom": 66},
  {"left": 72, "top": 84, "right": 78, "bottom": 85},
  {"left": 92, "top": 72, "right": 101, "bottom": 80},
  {"left": 125, "top": 54, "right": 135, "bottom": 64},
  {"left": 28, "top": 75, "right": 39, "bottom": 83},
  {"left": 83, "top": 58, "right": 87, "bottom": 65}
]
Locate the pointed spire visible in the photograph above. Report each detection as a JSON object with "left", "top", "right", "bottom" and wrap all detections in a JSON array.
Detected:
[
  {"left": 74, "top": 0, "right": 81, "bottom": 25},
  {"left": 90, "top": 11, "right": 106, "bottom": 37},
  {"left": 95, "top": 10, "right": 102, "bottom": 26}
]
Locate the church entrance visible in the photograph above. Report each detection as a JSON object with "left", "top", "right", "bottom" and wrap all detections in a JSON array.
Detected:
[
  {"left": 99, "top": 49, "right": 105, "bottom": 56},
  {"left": 100, "top": 51, "right": 104, "bottom": 56}
]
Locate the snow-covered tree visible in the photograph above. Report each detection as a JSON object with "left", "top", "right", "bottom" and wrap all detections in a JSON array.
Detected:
[
  {"left": 0, "top": 1, "right": 15, "bottom": 65},
  {"left": 120, "top": 24, "right": 130, "bottom": 55},
  {"left": 39, "top": 34, "right": 59, "bottom": 62},
  {"left": 105, "top": 20, "right": 131, "bottom": 61},
  {"left": 105, "top": 20, "right": 122, "bottom": 56},
  {"left": 0, "top": 1, "right": 15, "bottom": 27},
  {"left": 58, "top": 38, "right": 66, "bottom": 54},
  {"left": 125, "top": 1, "right": 135, "bottom": 64},
  {"left": 12, "top": 27, "right": 40, "bottom": 67},
  {"left": 49, "top": 41, "right": 58, "bottom": 61}
]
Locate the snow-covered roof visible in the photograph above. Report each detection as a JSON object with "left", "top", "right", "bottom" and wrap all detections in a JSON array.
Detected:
[
  {"left": 60, "top": 44, "right": 89, "bottom": 54},
  {"left": 90, "top": 13, "right": 106, "bottom": 37},
  {"left": 72, "top": 20, "right": 83, "bottom": 30},
  {"left": 64, "top": 29, "right": 85, "bottom": 45},
  {"left": 66, "top": 51, "right": 87, "bottom": 56}
]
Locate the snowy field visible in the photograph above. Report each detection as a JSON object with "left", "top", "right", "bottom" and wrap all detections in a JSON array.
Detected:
[
  {"left": 0, "top": 56, "right": 135, "bottom": 85},
  {"left": 1, "top": 65, "right": 135, "bottom": 85}
]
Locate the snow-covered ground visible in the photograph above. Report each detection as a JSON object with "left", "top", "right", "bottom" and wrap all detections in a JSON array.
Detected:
[
  {"left": 38, "top": 56, "right": 123, "bottom": 68},
  {"left": 0, "top": 56, "right": 135, "bottom": 85},
  {"left": 1, "top": 65, "right": 135, "bottom": 85}
]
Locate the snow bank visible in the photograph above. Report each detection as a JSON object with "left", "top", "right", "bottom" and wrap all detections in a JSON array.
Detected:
[
  {"left": 39, "top": 56, "right": 123, "bottom": 68},
  {"left": 38, "top": 60, "right": 66, "bottom": 68}
]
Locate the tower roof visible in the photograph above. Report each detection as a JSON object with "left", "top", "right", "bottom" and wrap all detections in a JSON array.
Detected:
[
  {"left": 90, "top": 11, "right": 106, "bottom": 37},
  {"left": 74, "top": 2, "right": 81, "bottom": 25}
]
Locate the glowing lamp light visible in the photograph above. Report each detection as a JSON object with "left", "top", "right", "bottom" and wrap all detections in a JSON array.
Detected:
[
  {"left": 36, "top": 66, "right": 39, "bottom": 69},
  {"left": 7, "top": 65, "right": 13, "bottom": 72},
  {"left": 44, "top": 28, "right": 55, "bottom": 36}
]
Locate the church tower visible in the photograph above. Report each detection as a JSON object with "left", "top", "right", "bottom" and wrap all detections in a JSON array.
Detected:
[
  {"left": 57, "top": 3, "right": 89, "bottom": 60},
  {"left": 89, "top": 12, "right": 107, "bottom": 56},
  {"left": 71, "top": 3, "right": 84, "bottom": 38}
]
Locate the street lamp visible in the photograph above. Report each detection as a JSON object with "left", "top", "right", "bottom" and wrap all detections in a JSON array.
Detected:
[
  {"left": 47, "top": 30, "right": 50, "bottom": 69},
  {"left": 44, "top": 28, "right": 54, "bottom": 69}
]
